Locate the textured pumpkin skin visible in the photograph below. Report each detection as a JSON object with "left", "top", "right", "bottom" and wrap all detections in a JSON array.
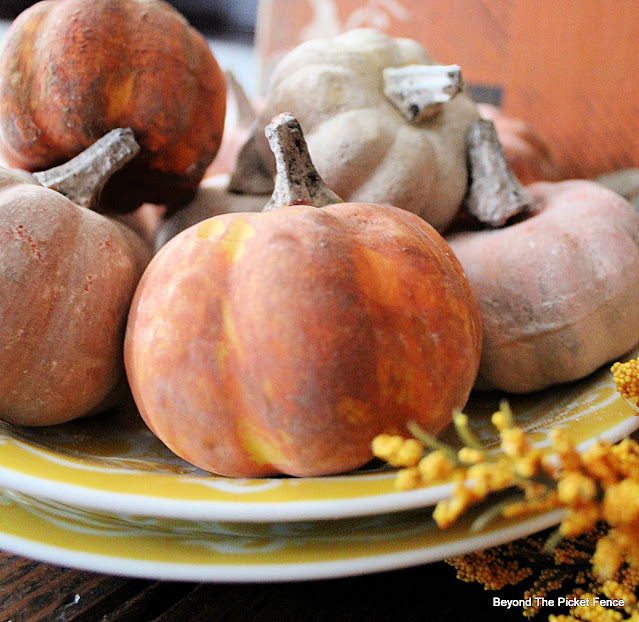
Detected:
[
  {"left": 0, "top": 0, "right": 226, "bottom": 214},
  {"left": 125, "top": 203, "right": 482, "bottom": 477},
  {"left": 0, "top": 168, "right": 151, "bottom": 425},
  {"left": 253, "top": 29, "right": 479, "bottom": 232},
  {"left": 447, "top": 180, "right": 639, "bottom": 394}
]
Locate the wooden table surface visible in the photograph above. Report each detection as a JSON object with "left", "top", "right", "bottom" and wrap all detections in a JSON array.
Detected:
[{"left": 1, "top": 549, "right": 531, "bottom": 621}]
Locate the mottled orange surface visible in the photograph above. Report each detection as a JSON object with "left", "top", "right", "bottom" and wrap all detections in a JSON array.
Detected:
[
  {"left": 0, "top": 0, "right": 226, "bottom": 214},
  {"left": 125, "top": 202, "right": 482, "bottom": 477}
]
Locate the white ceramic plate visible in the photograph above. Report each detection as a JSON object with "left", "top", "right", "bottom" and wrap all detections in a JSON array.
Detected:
[
  {"left": 0, "top": 488, "right": 565, "bottom": 582},
  {"left": 0, "top": 361, "right": 636, "bottom": 523}
]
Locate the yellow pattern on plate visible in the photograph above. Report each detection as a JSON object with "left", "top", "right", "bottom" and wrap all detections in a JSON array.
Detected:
[
  {"left": 0, "top": 357, "right": 637, "bottom": 522},
  {"left": 0, "top": 488, "right": 565, "bottom": 582}
]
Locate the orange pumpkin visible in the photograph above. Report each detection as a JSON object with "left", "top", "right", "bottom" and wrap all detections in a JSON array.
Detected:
[
  {"left": 0, "top": 0, "right": 226, "bottom": 215},
  {"left": 124, "top": 114, "right": 482, "bottom": 477},
  {"left": 0, "top": 129, "right": 151, "bottom": 425}
]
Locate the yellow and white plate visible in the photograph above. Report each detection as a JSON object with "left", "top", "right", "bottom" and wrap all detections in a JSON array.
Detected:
[
  {"left": 0, "top": 487, "right": 565, "bottom": 582},
  {"left": 0, "top": 361, "right": 636, "bottom": 523}
]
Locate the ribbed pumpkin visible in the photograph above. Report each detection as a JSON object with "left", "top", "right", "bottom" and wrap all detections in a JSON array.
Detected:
[
  {"left": 447, "top": 180, "right": 639, "bottom": 393},
  {"left": 0, "top": 0, "right": 226, "bottom": 214},
  {"left": 125, "top": 114, "right": 482, "bottom": 477},
  {"left": 248, "top": 28, "right": 479, "bottom": 232}
]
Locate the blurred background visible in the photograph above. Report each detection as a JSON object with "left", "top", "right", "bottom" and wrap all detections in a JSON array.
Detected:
[
  {"left": 1, "top": 0, "right": 638, "bottom": 180},
  {"left": 0, "top": 1, "right": 259, "bottom": 37}
]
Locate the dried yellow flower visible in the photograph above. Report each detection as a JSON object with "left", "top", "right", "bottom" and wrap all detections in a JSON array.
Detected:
[
  {"left": 560, "top": 504, "right": 600, "bottom": 539},
  {"left": 558, "top": 472, "right": 598, "bottom": 507},
  {"left": 394, "top": 466, "right": 422, "bottom": 491},
  {"left": 515, "top": 449, "right": 544, "bottom": 479},
  {"left": 592, "top": 533, "right": 625, "bottom": 581},
  {"left": 418, "top": 450, "right": 455, "bottom": 483},
  {"left": 603, "top": 480, "right": 639, "bottom": 526},
  {"left": 374, "top": 384, "right": 639, "bottom": 607},
  {"left": 467, "top": 462, "right": 514, "bottom": 498},
  {"left": 371, "top": 434, "right": 423, "bottom": 467},
  {"left": 582, "top": 441, "right": 620, "bottom": 487},
  {"left": 501, "top": 427, "right": 530, "bottom": 459},
  {"left": 491, "top": 410, "right": 510, "bottom": 431},
  {"left": 601, "top": 580, "right": 637, "bottom": 606},
  {"left": 458, "top": 447, "right": 485, "bottom": 464},
  {"left": 611, "top": 359, "right": 639, "bottom": 400},
  {"left": 550, "top": 428, "right": 583, "bottom": 473}
]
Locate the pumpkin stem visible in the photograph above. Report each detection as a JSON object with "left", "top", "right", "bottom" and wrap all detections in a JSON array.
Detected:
[
  {"left": 383, "top": 64, "right": 463, "bottom": 123},
  {"left": 262, "top": 113, "right": 342, "bottom": 211},
  {"left": 224, "top": 71, "right": 275, "bottom": 196},
  {"left": 227, "top": 122, "right": 276, "bottom": 195},
  {"left": 463, "top": 119, "right": 530, "bottom": 227},
  {"left": 225, "top": 70, "right": 256, "bottom": 130},
  {"left": 33, "top": 128, "right": 140, "bottom": 211}
]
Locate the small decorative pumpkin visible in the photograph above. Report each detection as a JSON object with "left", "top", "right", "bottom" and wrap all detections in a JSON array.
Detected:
[
  {"left": 0, "top": 0, "right": 226, "bottom": 215},
  {"left": 124, "top": 113, "right": 482, "bottom": 478},
  {"left": 478, "top": 104, "right": 561, "bottom": 186},
  {"left": 0, "top": 129, "right": 151, "bottom": 426},
  {"left": 245, "top": 28, "right": 480, "bottom": 232},
  {"left": 447, "top": 180, "right": 639, "bottom": 394}
]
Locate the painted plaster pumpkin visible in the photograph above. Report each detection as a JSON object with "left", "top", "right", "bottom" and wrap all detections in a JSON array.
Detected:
[
  {"left": 0, "top": 129, "right": 151, "bottom": 425},
  {"left": 246, "top": 28, "right": 480, "bottom": 232},
  {"left": 124, "top": 114, "right": 482, "bottom": 477},
  {"left": 447, "top": 180, "right": 639, "bottom": 393},
  {"left": 0, "top": 0, "right": 226, "bottom": 215}
]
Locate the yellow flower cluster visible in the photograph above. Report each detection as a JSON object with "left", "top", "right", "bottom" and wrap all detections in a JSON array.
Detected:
[
  {"left": 372, "top": 403, "right": 551, "bottom": 530},
  {"left": 371, "top": 365, "right": 639, "bottom": 618},
  {"left": 611, "top": 359, "right": 639, "bottom": 401},
  {"left": 371, "top": 388, "right": 639, "bottom": 587}
]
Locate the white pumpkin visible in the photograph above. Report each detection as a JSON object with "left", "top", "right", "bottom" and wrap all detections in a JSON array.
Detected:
[{"left": 250, "top": 28, "right": 480, "bottom": 232}]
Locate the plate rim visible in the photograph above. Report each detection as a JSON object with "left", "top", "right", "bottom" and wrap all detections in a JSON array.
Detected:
[
  {"left": 0, "top": 507, "right": 567, "bottom": 582},
  {"left": 0, "top": 406, "right": 636, "bottom": 523}
]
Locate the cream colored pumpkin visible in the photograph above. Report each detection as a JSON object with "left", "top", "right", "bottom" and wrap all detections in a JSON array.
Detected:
[{"left": 251, "top": 28, "right": 480, "bottom": 232}]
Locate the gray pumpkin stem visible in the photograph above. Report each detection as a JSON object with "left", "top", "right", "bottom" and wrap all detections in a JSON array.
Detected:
[
  {"left": 383, "top": 64, "right": 463, "bottom": 123},
  {"left": 464, "top": 119, "right": 530, "bottom": 227},
  {"left": 228, "top": 121, "right": 276, "bottom": 196},
  {"left": 33, "top": 128, "right": 139, "bottom": 211},
  {"left": 263, "top": 113, "right": 342, "bottom": 211},
  {"left": 225, "top": 70, "right": 257, "bottom": 130}
]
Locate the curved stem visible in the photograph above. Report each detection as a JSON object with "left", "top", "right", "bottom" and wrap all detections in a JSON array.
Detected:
[
  {"left": 263, "top": 113, "right": 342, "bottom": 211},
  {"left": 463, "top": 119, "right": 530, "bottom": 227},
  {"left": 383, "top": 64, "right": 463, "bottom": 123},
  {"left": 225, "top": 70, "right": 257, "bottom": 130},
  {"left": 33, "top": 128, "right": 139, "bottom": 211},
  {"left": 228, "top": 122, "right": 276, "bottom": 195}
]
